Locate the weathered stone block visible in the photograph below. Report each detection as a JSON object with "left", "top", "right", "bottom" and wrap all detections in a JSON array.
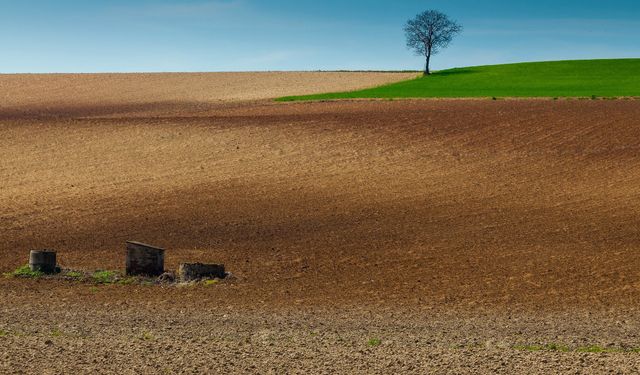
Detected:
[
  {"left": 126, "top": 241, "right": 165, "bottom": 276},
  {"left": 179, "top": 263, "right": 225, "bottom": 282}
]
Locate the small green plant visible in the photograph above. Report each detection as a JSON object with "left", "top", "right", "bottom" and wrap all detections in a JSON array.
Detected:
[
  {"left": 92, "top": 270, "right": 116, "bottom": 284},
  {"left": 66, "top": 271, "right": 83, "bottom": 278},
  {"left": 141, "top": 331, "right": 155, "bottom": 341},
  {"left": 117, "top": 277, "right": 137, "bottom": 285},
  {"left": 89, "top": 286, "right": 99, "bottom": 293},
  {"left": 51, "top": 328, "right": 63, "bottom": 337},
  {"left": 514, "top": 343, "right": 569, "bottom": 352},
  {"left": 0, "top": 330, "right": 9, "bottom": 337},
  {"left": 576, "top": 345, "right": 612, "bottom": 353},
  {"left": 545, "top": 343, "right": 570, "bottom": 352},
  {"left": 368, "top": 338, "right": 382, "bottom": 347},
  {"left": 203, "top": 279, "right": 219, "bottom": 286},
  {"left": 11, "top": 265, "right": 44, "bottom": 278}
]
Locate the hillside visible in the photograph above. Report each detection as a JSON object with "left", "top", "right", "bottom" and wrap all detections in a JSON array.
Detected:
[
  {"left": 3, "top": 80, "right": 640, "bottom": 372},
  {"left": 0, "top": 71, "right": 414, "bottom": 117},
  {"left": 279, "top": 59, "right": 640, "bottom": 100}
]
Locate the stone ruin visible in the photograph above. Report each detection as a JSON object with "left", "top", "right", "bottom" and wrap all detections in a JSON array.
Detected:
[{"left": 24, "top": 241, "right": 227, "bottom": 283}]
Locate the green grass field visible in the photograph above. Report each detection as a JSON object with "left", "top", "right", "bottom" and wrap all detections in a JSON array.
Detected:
[{"left": 278, "top": 59, "right": 640, "bottom": 101}]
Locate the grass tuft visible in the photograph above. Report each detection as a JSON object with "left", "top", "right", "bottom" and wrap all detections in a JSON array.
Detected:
[
  {"left": 513, "top": 343, "right": 569, "bottom": 352},
  {"left": 50, "top": 328, "right": 63, "bottom": 337},
  {"left": 576, "top": 345, "right": 601, "bottom": 353},
  {"left": 368, "top": 338, "right": 382, "bottom": 347},
  {"left": 92, "top": 270, "right": 117, "bottom": 284},
  {"left": 10, "top": 265, "right": 44, "bottom": 278},
  {"left": 141, "top": 331, "right": 155, "bottom": 341},
  {"left": 117, "top": 277, "right": 137, "bottom": 285}
]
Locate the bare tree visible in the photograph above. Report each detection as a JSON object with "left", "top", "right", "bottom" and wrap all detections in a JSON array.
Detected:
[{"left": 404, "top": 10, "right": 462, "bottom": 75}]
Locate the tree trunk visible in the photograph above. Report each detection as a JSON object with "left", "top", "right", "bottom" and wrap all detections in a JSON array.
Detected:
[
  {"left": 29, "top": 250, "right": 57, "bottom": 274},
  {"left": 424, "top": 53, "right": 431, "bottom": 75}
]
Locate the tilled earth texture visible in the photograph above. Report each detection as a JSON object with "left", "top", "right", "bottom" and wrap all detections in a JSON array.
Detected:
[{"left": 1, "top": 73, "right": 640, "bottom": 373}]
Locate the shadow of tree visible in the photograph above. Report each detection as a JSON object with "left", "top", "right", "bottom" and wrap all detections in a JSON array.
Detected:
[{"left": 431, "top": 68, "right": 479, "bottom": 77}]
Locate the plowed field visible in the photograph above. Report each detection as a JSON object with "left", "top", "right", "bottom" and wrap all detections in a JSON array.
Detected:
[{"left": 1, "top": 73, "right": 640, "bottom": 373}]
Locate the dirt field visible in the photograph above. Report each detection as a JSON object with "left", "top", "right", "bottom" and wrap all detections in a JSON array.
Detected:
[
  {"left": 2, "top": 73, "right": 640, "bottom": 373},
  {"left": 0, "top": 71, "right": 416, "bottom": 117}
]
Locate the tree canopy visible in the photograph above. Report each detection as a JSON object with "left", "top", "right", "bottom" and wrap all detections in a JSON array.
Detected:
[{"left": 405, "top": 10, "right": 463, "bottom": 75}]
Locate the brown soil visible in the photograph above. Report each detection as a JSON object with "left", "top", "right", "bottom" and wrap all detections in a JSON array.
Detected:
[
  {"left": 1, "top": 74, "right": 640, "bottom": 372},
  {"left": 0, "top": 71, "right": 416, "bottom": 117}
]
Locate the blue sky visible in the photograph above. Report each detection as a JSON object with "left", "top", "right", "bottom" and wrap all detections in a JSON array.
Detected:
[{"left": 0, "top": 0, "right": 638, "bottom": 73}]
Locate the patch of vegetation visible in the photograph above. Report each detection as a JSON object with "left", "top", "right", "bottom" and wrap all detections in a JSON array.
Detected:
[
  {"left": 117, "top": 277, "right": 137, "bottom": 285},
  {"left": 368, "top": 338, "right": 382, "bottom": 347},
  {"left": 92, "top": 270, "right": 117, "bottom": 284},
  {"left": 513, "top": 344, "right": 542, "bottom": 351},
  {"left": 576, "top": 345, "right": 605, "bottom": 353},
  {"left": 0, "top": 330, "right": 9, "bottom": 337},
  {"left": 141, "top": 331, "right": 155, "bottom": 341},
  {"left": 89, "top": 286, "right": 99, "bottom": 293},
  {"left": 574, "top": 345, "right": 629, "bottom": 353},
  {"left": 65, "top": 271, "right": 84, "bottom": 279},
  {"left": 514, "top": 343, "right": 569, "bottom": 352},
  {"left": 8, "top": 267, "right": 207, "bottom": 287},
  {"left": 278, "top": 59, "right": 640, "bottom": 101},
  {"left": 513, "top": 343, "right": 640, "bottom": 353},
  {"left": 51, "top": 328, "right": 63, "bottom": 337},
  {"left": 9, "top": 265, "right": 44, "bottom": 278},
  {"left": 544, "top": 343, "right": 570, "bottom": 352}
]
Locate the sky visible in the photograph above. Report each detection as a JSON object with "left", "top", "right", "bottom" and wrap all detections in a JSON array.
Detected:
[{"left": 0, "top": 0, "right": 638, "bottom": 73}]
